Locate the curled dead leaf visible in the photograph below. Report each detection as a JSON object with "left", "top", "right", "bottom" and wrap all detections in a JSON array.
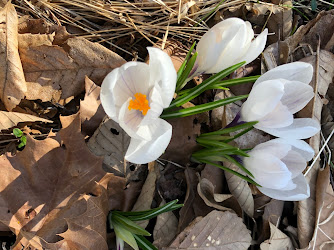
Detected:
[
  {"left": 0, "top": 2, "right": 27, "bottom": 111},
  {"left": 260, "top": 222, "right": 294, "bottom": 250},
  {"left": 197, "top": 178, "right": 232, "bottom": 211}
]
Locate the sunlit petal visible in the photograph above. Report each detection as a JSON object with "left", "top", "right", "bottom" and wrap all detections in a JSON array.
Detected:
[
  {"left": 255, "top": 62, "right": 313, "bottom": 86},
  {"left": 281, "top": 150, "right": 307, "bottom": 178},
  {"left": 244, "top": 151, "right": 291, "bottom": 189},
  {"left": 100, "top": 68, "right": 120, "bottom": 122},
  {"left": 241, "top": 80, "right": 284, "bottom": 121},
  {"left": 258, "top": 174, "right": 310, "bottom": 201},
  {"left": 259, "top": 118, "right": 320, "bottom": 139},
  {"left": 281, "top": 81, "right": 314, "bottom": 114},
  {"left": 125, "top": 119, "right": 172, "bottom": 164},
  {"left": 255, "top": 102, "right": 293, "bottom": 129},
  {"left": 148, "top": 47, "right": 177, "bottom": 108},
  {"left": 271, "top": 138, "right": 314, "bottom": 161},
  {"left": 240, "top": 28, "right": 268, "bottom": 64},
  {"left": 251, "top": 140, "right": 291, "bottom": 159}
]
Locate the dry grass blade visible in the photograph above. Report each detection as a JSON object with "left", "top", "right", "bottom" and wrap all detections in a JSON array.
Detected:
[{"left": 12, "top": 0, "right": 247, "bottom": 59}]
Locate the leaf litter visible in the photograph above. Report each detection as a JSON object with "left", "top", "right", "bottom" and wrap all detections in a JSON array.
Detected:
[{"left": 0, "top": 1, "right": 333, "bottom": 249}]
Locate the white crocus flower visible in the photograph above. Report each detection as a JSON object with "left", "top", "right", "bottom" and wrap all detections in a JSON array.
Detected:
[
  {"left": 241, "top": 62, "right": 320, "bottom": 139},
  {"left": 243, "top": 138, "right": 313, "bottom": 201},
  {"left": 191, "top": 17, "right": 268, "bottom": 76},
  {"left": 100, "top": 47, "right": 176, "bottom": 164}
]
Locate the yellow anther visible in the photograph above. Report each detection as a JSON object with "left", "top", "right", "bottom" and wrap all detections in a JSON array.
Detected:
[{"left": 128, "top": 93, "right": 150, "bottom": 115}]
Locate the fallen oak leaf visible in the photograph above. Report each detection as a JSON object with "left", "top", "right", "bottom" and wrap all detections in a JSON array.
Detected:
[
  {"left": 0, "top": 2, "right": 27, "bottom": 111},
  {"left": 80, "top": 76, "right": 106, "bottom": 136},
  {"left": 0, "top": 113, "right": 115, "bottom": 249},
  {"left": 19, "top": 35, "right": 126, "bottom": 103}
]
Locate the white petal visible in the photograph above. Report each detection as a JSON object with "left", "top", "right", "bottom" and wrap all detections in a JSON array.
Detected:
[
  {"left": 281, "top": 151, "right": 307, "bottom": 178},
  {"left": 195, "top": 30, "right": 221, "bottom": 74},
  {"left": 207, "top": 22, "right": 248, "bottom": 73},
  {"left": 125, "top": 119, "right": 172, "bottom": 164},
  {"left": 241, "top": 80, "right": 284, "bottom": 121},
  {"left": 259, "top": 118, "right": 320, "bottom": 139},
  {"left": 240, "top": 28, "right": 268, "bottom": 65},
  {"left": 244, "top": 21, "right": 255, "bottom": 46},
  {"left": 117, "top": 61, "right": 152, "bottom": 96},
  {"left": 147, "top": 47, "right": 177, "bottom": 108},
  {"left": 197, "top": 18, "right": 245, "bottom": 74},
  {"left": 251, "top": 140, "right": 291, "bottom": 159},
  {"left": 255, "top": 102, "right": 293, "bottom": 129},
  {"left": 281, "top": 81, "right": 314, "bottom": 114},
  {"left": 100, "top": 68, "right": 120, "bottom": 122},
  {"left": 118, "top": 99, "right": 146, "bottom": 140},
  {"left": 258, "top": 174, "right": 310, "bottom": 201},
  {"left": 271, "top": 138, "right": 314, "bottom": 161},
  {"left": 255, "top": 62, "right": 313, "bottom": 86},
  {"left": 140, "top": 86, "right": 164, "bottom": 126},
  {"left": 244, "top": 151, "right": 291, "bottom": 189}
]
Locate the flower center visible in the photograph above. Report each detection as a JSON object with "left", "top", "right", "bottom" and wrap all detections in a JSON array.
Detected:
[{"left": 128, "top": 93, "right": 150, "bottom": 115}]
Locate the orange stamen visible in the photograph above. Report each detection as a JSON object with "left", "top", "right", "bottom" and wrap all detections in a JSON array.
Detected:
[{"left": 128, "top": 93, "right": 150, "bottom": 115}]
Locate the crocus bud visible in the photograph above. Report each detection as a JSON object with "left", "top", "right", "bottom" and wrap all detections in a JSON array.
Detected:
[
  {"left": 241, "top": 62, "right": 320, "bottom": 139},
  {"left": 192, "top": 17, "right": 268, "bottom": 76},
  {"left": 243, "top": 138, "right": 313, "bottom": 201}
]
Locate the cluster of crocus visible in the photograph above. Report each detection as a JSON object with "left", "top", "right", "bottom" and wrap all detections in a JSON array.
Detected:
[
  {"left": 239, "top": 62, "right": 319, "bottom": 200},
  {"left": 101, "top": 17, "right": 318, "bottom": 202},
  {"left": 101, "top": 17, "right": 268, "bottom": 165}
]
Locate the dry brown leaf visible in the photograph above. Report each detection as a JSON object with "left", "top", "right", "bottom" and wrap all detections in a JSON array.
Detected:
[
  {"left": 87, "top": 116, "right": 131, "bottom": 177},
  {"left": 297, "top": 50, "right": 334, "bottom": 247},
  {"left": 197, "top": 178, "right": 232, "bottom": 211},
  {"left": 305, "top": 165, "right": 334, "bottom": 250},
  {"left": 162, "top": 115, "right": 202, "bottom": 165},
  {"left": 169, "top": 210, "right": 252, "bottom": 249},
  {"left": 0, "top": 113, "right": 115, "bottom": 249},
  {"left": 224, "top": 161, "right": 255, "bottom": 218},
  {"left": 200, "top": 164, "right": 224, "bottom": 194},
  {"left": 265, "top": 10, "right": 334, "bottom": 63},
  {"left": 153, "top": 200, "right": 178, "bottom": 249},
  {"left": 0, "top": 2, "right": 26, "bottom": 111},
  {"left": 260, "top": 222, "right": 294, "bottom": 250},
  {"left": 0, "top": 111, "right": 52, "bottom": 131},
  {"left": 80, "top": 76, "right": 106, "bottom": 136},
  {"left": 177, "top": 168, "right": 213, "bottom": 233},
  {"left": 131, "top": 162, "right": 158, "bottom": 229},
  {"left": 19, "top": 36, "right": 126, "bottom": 103},
  {"left": 18, "top": 33, "right": 54, "bottom": 48},
  {"left": 246, "top": 1, "right": 292, "bottom": 44},
  {"left": 258, "top": 199, "right": 284, "bottom": 243}
]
